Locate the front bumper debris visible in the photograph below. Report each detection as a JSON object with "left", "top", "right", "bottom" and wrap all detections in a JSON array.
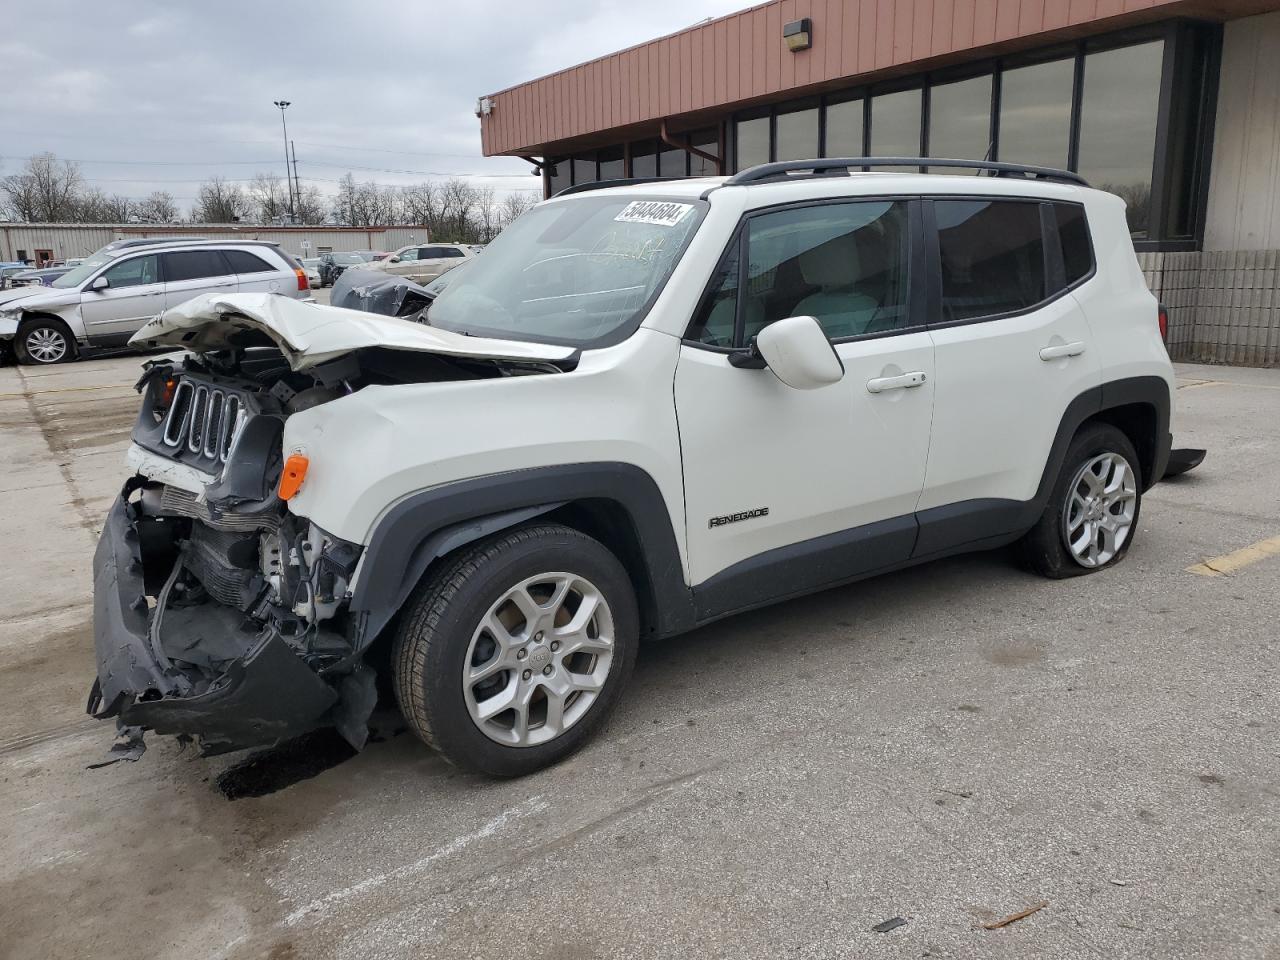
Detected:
[{"left": 87, "top": 494, "right": 340, "bottom": 756}]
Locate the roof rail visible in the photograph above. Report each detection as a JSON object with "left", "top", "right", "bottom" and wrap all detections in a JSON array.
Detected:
[
  {"left": 552, "top": 176, "right": 681, "bottom": 198},
  {"left": 724, "top": 157, "right": 1089, "bottom": 188}
]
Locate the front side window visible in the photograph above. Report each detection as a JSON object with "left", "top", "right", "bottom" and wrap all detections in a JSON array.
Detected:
[
  {"left": 934, "top": 199, "right": 1046, "bottom": 321},
  {"left": 427, "top": 195, "right": 704, "bottom": 347},
  {"left": 163, "top": 250, "right": 230, "bottom": 283},
  {"left": 397, "top": 248, "right": 420, "bottom": 262},
  {"left": 100, "top": 254, "right": 159, "bottom": 289},
  {"left": 691, "top": 201, "right": 911, "bottom": 345}
]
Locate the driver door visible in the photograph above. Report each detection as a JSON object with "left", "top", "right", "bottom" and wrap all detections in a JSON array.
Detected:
[
  {"left": 79, "top": 253, "right": 164, "bottom": 344},
  {"left": 675, "top": 199, "right": 935, "bottom": 617}
]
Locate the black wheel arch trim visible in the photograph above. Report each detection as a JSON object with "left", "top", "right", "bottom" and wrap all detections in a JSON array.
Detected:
[{"left": 348, "top": 462, "right": 695, "bottom": 647}]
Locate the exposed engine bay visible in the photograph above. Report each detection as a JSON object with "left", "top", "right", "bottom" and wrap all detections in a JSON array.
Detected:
[{"left": 88, "top": 281, "right": 576, "bottom": 760}]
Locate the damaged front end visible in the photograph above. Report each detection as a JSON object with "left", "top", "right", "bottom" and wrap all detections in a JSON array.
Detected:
[
  {"left": 88, "top": 355, "right": 378, "bottom": 758},
  {"left": 88, "top": 293, "right": 578, "bottom": 760}
]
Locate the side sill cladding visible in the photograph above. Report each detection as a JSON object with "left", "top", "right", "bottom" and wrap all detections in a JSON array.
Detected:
[{"left": 348, "top": 462, "right": 695, "bottom": 647}]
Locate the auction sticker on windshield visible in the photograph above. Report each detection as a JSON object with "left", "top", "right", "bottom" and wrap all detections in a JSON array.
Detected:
[{"left": 614, "top": 201, "right": 694, "bottom": 227}]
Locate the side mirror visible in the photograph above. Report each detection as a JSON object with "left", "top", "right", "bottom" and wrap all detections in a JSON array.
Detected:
[
  {"left": 750, "top": 316, "right": 844, "bottom": 390},
  {"left": 89, "top": 276, "right": 110, "bottom": 291},
  {"left": 389, "top": 256, "right": 401, "bottom": 263}
]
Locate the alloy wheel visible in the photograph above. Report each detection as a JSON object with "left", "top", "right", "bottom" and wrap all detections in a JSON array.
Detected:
[
  {"left": 462, "top": 572, "right": 615, "bottom": 747},
  {"left": 25, "top": 326, "right": 68, "bottom": 364},
  {"left": 1062, "top": 452, "right": 1137, "bottom": 567}
]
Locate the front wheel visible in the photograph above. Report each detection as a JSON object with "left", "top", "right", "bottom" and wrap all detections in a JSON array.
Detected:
[
  {"left": 16, "top": 317, "right": 77, "bottom": 365},
  {"left": 393, "top": 523, "right": 639, "bottom": 777},
  {"left": 1019, "top": 423, "right": 1143, "bottom": 578}
]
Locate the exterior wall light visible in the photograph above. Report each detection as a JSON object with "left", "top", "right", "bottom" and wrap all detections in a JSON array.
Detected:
[
  {"left": 475, "top": 97, "right": 495, "bottom": 118},
  {"left": 783, "top": 18, "right": 812, "bottom": 52}
]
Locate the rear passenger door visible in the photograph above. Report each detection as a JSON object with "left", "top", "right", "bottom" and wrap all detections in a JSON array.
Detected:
[
  {"left": 223, "top": 248, "right": 284, "bottom": 294},
  {"left": 161, "top": 249, "right": 236, "bottom": 311},
  {"left": 917, "top": 197, "right": 1101, "bottom": 552}
]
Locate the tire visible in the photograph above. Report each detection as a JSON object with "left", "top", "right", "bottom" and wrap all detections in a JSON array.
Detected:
[
  {"left": 393, "top": 523, "right": 639, "bottom": 777},
  {"left": 1019, "top": 422, "right": 1143, "bottom": 579},
  {"left": 15, "top": 317, "right": 77, "bottom": 365}
]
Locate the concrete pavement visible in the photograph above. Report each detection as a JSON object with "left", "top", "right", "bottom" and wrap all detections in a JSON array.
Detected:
[{"left": 0, "top": 356, "right": 1277, "bottom": 960}]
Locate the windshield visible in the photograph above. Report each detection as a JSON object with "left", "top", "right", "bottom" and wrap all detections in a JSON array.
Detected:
[
  {"left": 52, "top": 250, "right": 118, "bottom": 288},
  {"left": 427, "top": 195, "right": 704, "bottom": 346}
]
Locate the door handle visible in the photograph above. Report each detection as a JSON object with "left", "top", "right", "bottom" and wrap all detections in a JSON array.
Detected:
[
  {"left": 866, "top": 371, "right": 928, "bottom": 394},
  {"left": 1039, "top": 341, "right": 1086, "bottom": 361}
]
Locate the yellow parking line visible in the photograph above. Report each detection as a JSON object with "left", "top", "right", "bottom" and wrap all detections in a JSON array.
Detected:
[{"left": 1187, "top": 535, "right": 1280, "bottom": 577}]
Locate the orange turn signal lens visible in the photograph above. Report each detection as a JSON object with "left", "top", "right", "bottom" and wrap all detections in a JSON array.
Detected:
[
  {"left": 278, "top": 454, "right": 309, "bottom": 500},
  {"left": 160, "top": 377, "right": 177, "bottom": 406}
]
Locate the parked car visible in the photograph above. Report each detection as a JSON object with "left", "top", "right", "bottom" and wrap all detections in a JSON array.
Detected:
[
  {"left": 11, "top": 265, "right": 74, "bottom": 287},
  {"left": 0, "top": 264, "right": 29, "bottom": 290},
  {"left": 301, "top": 258, "right": 323, "bottom": 289},
  {"left": 89, "top": 158, "right": 1182, "bottom": 777},
  {"left": 317, "top": 251, "right": 373, "bottom": 286},
  {"left": 0, "top": 240, "right": 310, "bottom": 364},
  {"left": 357, "top": 243, "right": 473, "bottom": 284}
]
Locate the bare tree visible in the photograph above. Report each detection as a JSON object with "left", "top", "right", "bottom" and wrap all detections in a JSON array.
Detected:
[
  {"left": 399, "top": 182, "right": 440, "bottom": 232},
  {"left": 193, "top": 177, "right": 250, "bottom": 222},
  {"left": 474, "top": 185, "right": 499, "bottom": 242},
  {"left": 249, "top": 173, "right": 291, "bottom": 223},
  {"left": 0, "top": 152, "right": 85, "bottom": 221},
  {"left": 135, "top": 191, "right": 178, "bottom": 223},
  {"left": 498, "top": 190, "right": 537, "bottom": 231},
  {"left": 294, "top": 183, "right": 327, "bottom": 225},
  {"left": 334, "top": 173, "right": 359, "bottom": 226}
]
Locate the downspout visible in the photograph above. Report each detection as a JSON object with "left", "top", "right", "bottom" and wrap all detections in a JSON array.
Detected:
[{"left": 660, "top": 119, "right": 721, "bottom": 174}]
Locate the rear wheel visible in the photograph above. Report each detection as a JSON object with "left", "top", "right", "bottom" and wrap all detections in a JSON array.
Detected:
[
  {"left": 1019, "top": 423, "right": 1142, "bottom": 578},
  {"left": 393, "top": 523, "right": 639, "bottom": 777},
  {"left": 16, "top": 317, "right": 77, "bottom": 365}
]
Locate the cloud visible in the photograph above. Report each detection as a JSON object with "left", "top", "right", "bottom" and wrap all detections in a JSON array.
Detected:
[{"left": 3, "top": 0, "right": 745, "bottom": 210}]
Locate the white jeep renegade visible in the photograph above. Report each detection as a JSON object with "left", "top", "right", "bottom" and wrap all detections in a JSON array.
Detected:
[{"left": 89, "top": 158, "right": 1175, "bottom": 776}]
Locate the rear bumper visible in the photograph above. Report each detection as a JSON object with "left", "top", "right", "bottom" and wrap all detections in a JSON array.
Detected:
[{"left": 88, "top": 495, "right": 338, "bottom": 753}]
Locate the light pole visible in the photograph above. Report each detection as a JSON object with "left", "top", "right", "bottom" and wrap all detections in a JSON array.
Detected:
[{"left": 273, "top": 100, "right": 296, "bottom": 223}]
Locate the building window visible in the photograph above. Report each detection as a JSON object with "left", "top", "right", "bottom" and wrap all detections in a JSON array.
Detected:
[
  {"left": 598, "top": 145, "right": 625, "bottom": 182},
  {"left": 631, "top": 141, "right": 657, "bottom": 178},
  {"left": 869, "top": 88, "right": 922, "bottom": 159},
  {"left": 689, "top": 127, "right": 720, "bottom": 176},
  {"left": 735, "top": 115, "right": 770, "bottom": 171},
  {"left": 775, "top": 106, "right": 819, "bottom": 162},
  {"left": 927, "top": 74, "right": 992, "bottom": 167},
  {"left": 547, "top": 158, "right": 569, "bottom": 196},
  {"left": 572, "top": 154, "right": 597, "bottom": 186},
  {"left": 659, "top": 146, "right": 686, "bottom": 177},
  {"left": 1077, "top": 40, "right": 1165, "bottom": 237},
  {"left": 824, "top": 97, "right": 864, "bottom": 158},
  {"left": 998, "top": 57, "right": 1074, "bottom": 170}
]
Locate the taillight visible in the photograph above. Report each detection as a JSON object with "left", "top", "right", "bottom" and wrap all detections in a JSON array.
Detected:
[
  {"left": 295, "top": 268, "right": 308, "bottom": 292},
  {"left": 1157, "top": 303, "right": 1169, "bottom": 341}
]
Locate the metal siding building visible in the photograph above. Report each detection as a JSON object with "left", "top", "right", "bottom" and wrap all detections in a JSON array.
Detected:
[
  {"left": 0, "top": 224, "right": 432, "bottom": 266},
  {"left": 479, "top": 0, "right": 1280, "bottom": 364}
]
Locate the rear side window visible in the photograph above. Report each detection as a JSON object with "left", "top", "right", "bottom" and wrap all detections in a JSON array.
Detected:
[
  {"left": 222, "top": 249, "right": 275, "bottom": 274},
  {"left": 934, "top": 199, "right": 1045, "bottom": 321},
  {"left": 163, "top": 250, "right": 231, "bottom": 282},
  {"left": 424, "top": 246, "right": 465, "bottom": 258},
  {"left": 1054, "top": 203, "right": 1094, "bottom": 285}
]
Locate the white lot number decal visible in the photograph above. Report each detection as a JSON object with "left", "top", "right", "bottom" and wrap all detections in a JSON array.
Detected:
[{"left": 614, "top": 201, "right": 693, "bottom": 227}]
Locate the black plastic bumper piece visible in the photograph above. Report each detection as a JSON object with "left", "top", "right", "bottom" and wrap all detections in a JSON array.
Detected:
[
  {"left": 1162, "top": 447, "right": 1205, "bottom": 479},
  {"left": 89, "top": 495, "right": 338, "bottom": 753}
]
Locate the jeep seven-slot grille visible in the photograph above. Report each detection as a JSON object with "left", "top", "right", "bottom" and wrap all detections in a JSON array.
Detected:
[{"left": 161, "top": 379, "right": 244, "bottom": 464}]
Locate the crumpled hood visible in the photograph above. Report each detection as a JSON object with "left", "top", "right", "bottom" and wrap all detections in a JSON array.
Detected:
[
  {"left": 0, "top": 286, "right": 52, "bottom": 308},
  {"left": 128, "top": 292, "right": 578, "bottom": 370}
]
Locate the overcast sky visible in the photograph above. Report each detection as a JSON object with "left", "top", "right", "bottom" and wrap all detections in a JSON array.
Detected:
[{"left": 1, "top": 0, "right": 745, "bottom": 209}]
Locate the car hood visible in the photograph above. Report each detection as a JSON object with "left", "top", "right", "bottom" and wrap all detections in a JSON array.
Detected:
[
  {"left": 0, "top": 286, "right": 74, "bottom": 309},
  {"left": 128, "top": 292, "right": 578, "bottom": 370}
]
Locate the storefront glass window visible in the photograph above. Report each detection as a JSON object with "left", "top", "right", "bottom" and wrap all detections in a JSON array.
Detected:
[
  {"left": 597, "top": 145, "right": 624, "bottom": 182},
  {"left": 736, "top": 116, "right": 770, "bottom": 171},
  {"left": 870, "top": 89, "right": 922, "bottom": 160},
  {"left": 572, "top": 155, "right": 597, "bottom": 185},
  {"left": 824, "top": 98, "right": 864, "bottom": 157},
  {"left": 659, "top": 147, "right": 686, "bottom": 177},
  {"left": 547, "top": 158, "right": 569, "bottom": 196},
  {"left": 999, "top": 57, "right": 1074, "bottom": 169},
  {"left": 689, "top": 128, "right": 720, "bottom": 176},
  {"left": 927, "top": 74, "right": 992, "bottom": 167},
  {"left": 775, "top": 107, "right": 819, "bottom": 162},
  {"left": 1077, "top": 41, "right": 1164, "bottom": 237}
]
